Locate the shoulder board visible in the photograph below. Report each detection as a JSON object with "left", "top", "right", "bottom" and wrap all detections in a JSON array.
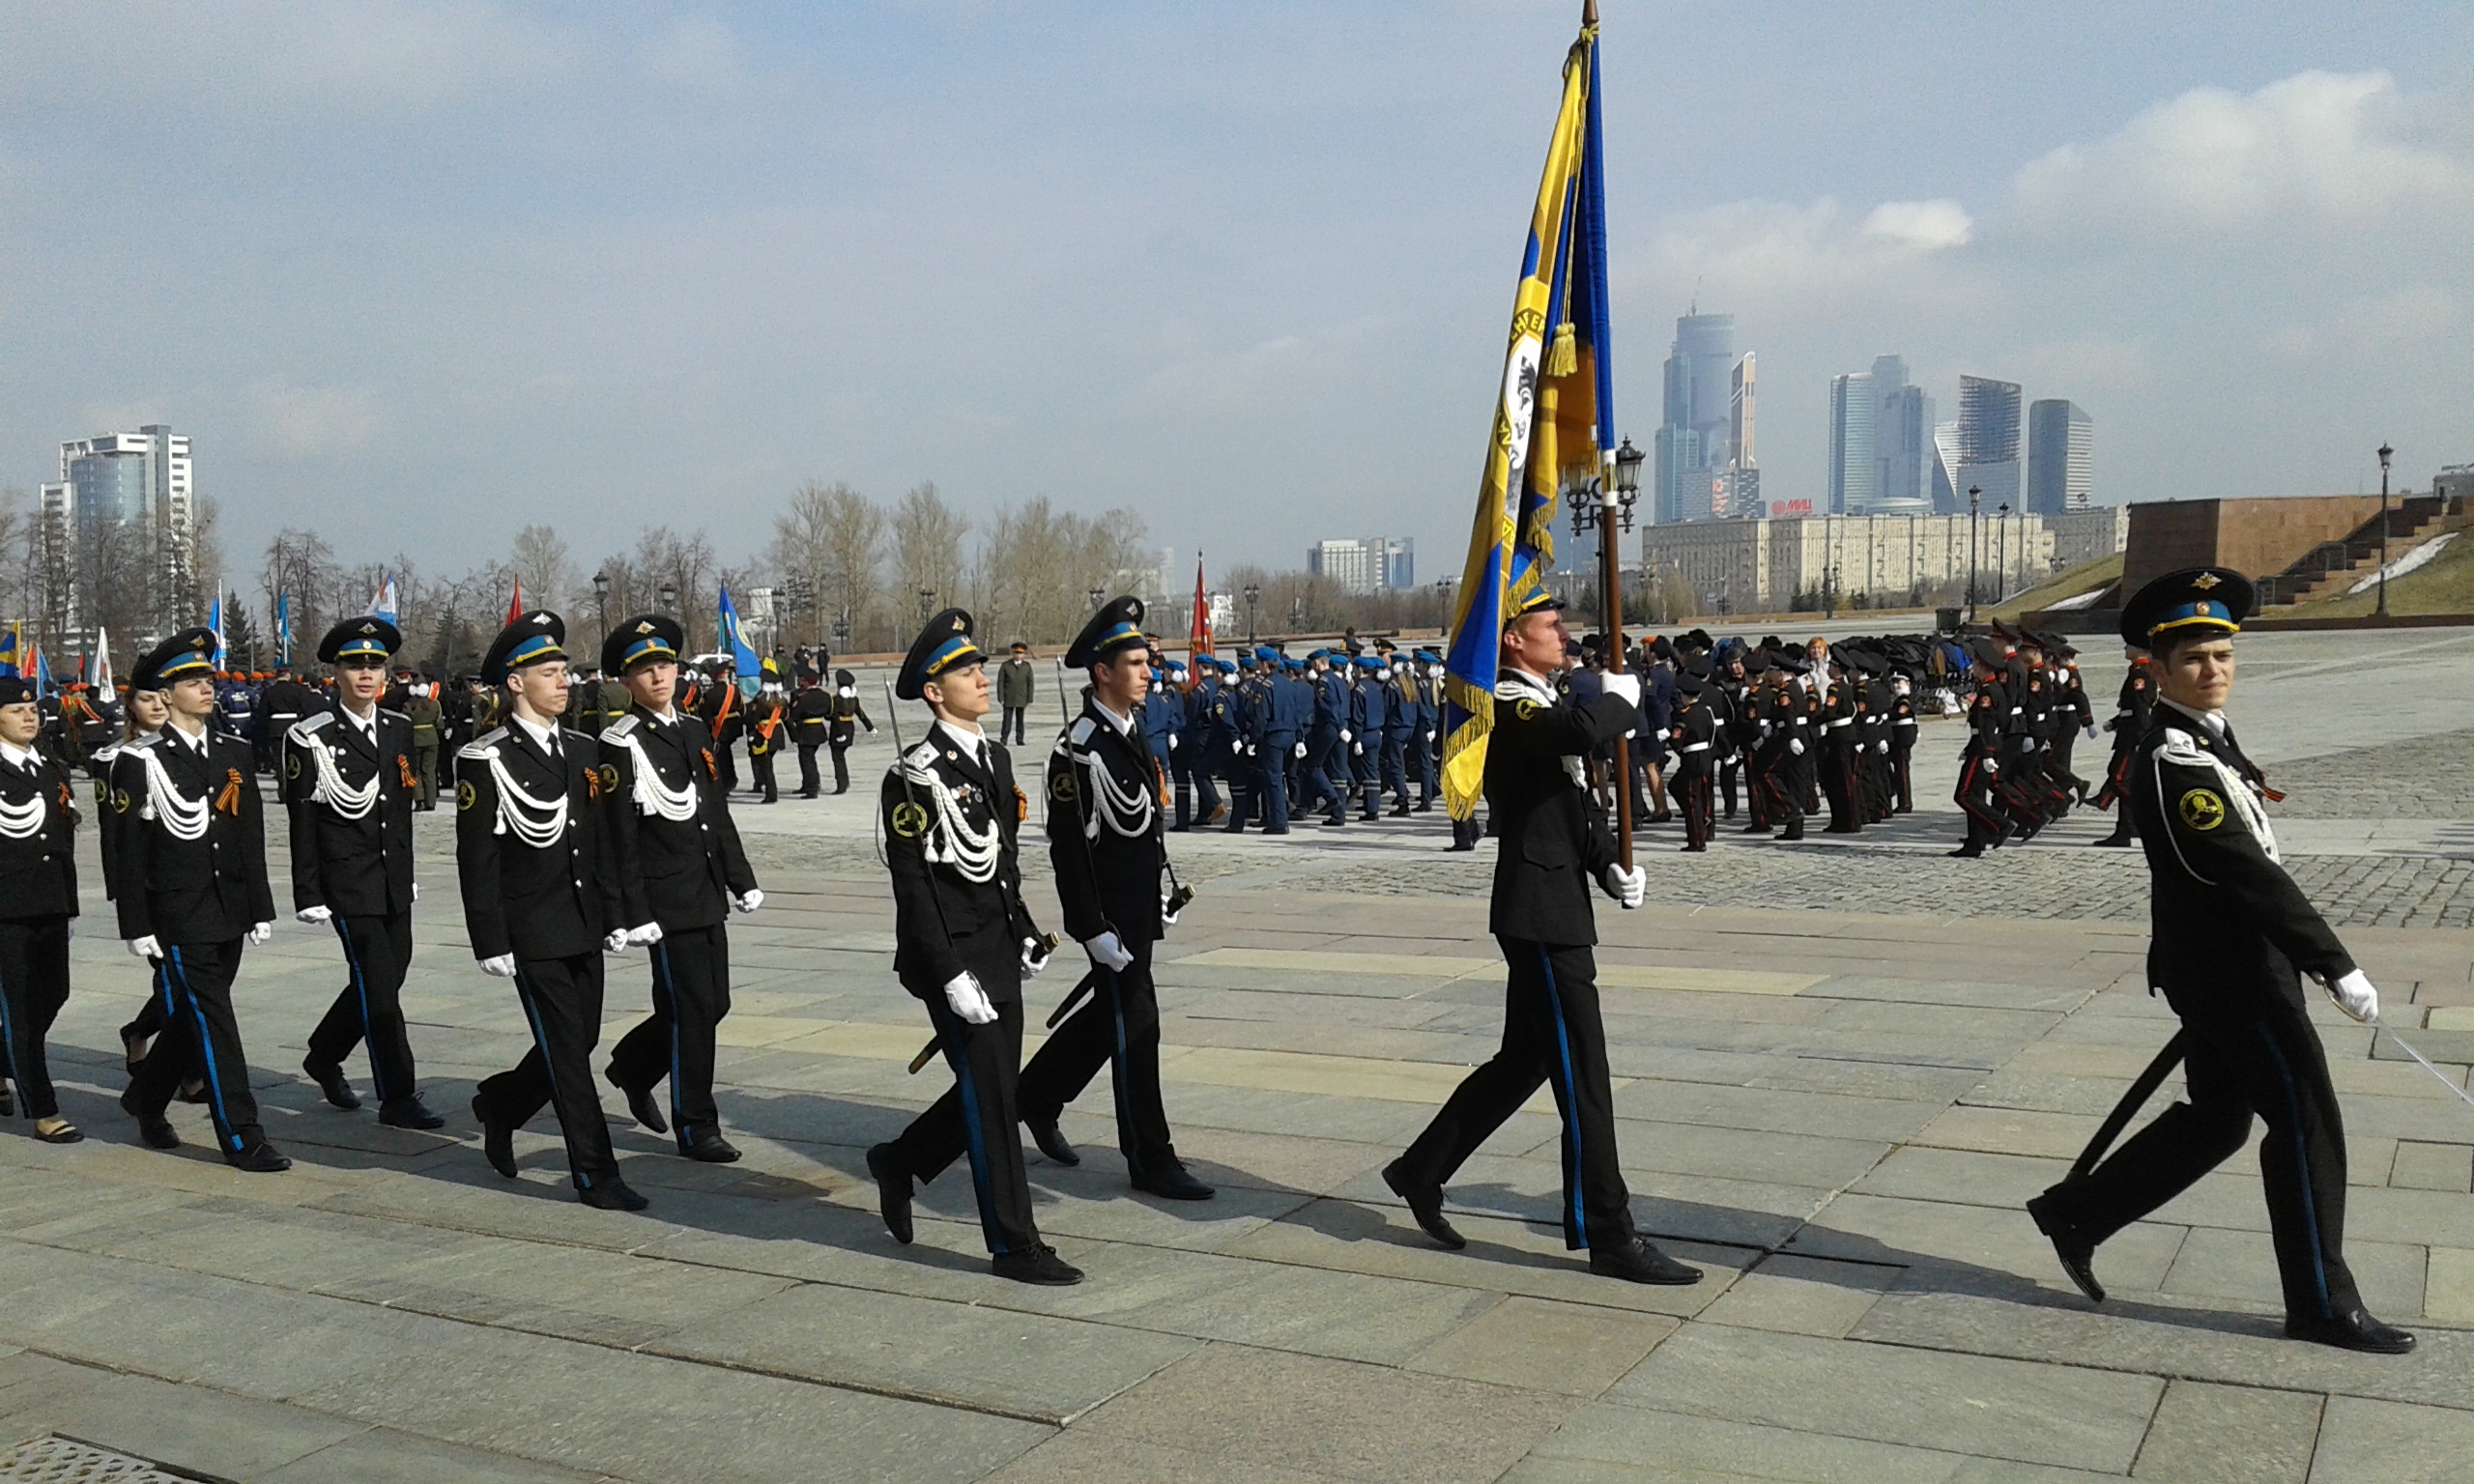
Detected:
[
  {"left": 905, "top": 740, "right": 940, "bottom": 767},
  {"left": 601, "top": 714, "right": 641, "bottom": 742},
  {"left": 379, "top": 707, "right": 410, "bottom": 724},
  {"left": 93, "top": 740, "right": 123, "bottom": 764},
  {"left": 125, "top": 731, "right": 163, "bottom": 752},
  {"left": 458, "top": 727, "right": 508, "bottom": 760},
  {"left": 1069, "top": 717, "right": 1097, "bottom": 746},
  {"left": 289, "top": 712, "right": 336, "bottom": 743},
  {"left": 2156, "top": 728, "right": 2213, "bottom": 768}
]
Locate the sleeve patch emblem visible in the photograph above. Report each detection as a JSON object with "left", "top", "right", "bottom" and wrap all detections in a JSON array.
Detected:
[
  {"left": 598, "top": 763, "right": 619, "bottom": 794},
  {"left": 2178, "top": 788, "right": 2226, "bottom": 832},
  {"left": 1513, "top": 699, "right": 1539, "bottom": 722},
  {"left": 889, "top": 801, "right": 929, "bottom": 839},
  {"left": 1050, "top": 772, "right": 1077, "bottom": 802},
  {"left": 457, "top": 780, "right": 477, "bottom": 813},
  {"left": 284, "top": 753, "right": 302, "bottom": 780},
  {"left": 111, "top": 788, "right": 130, "bottom": 814}
]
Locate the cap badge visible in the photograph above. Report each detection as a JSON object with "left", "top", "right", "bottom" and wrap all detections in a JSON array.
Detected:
[{"left": 2191, "top": 573, "right": 2221, "bottom": 590}]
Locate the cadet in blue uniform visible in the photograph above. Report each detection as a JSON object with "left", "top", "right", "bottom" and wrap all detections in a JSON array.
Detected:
[
  {"left": 1379, "top": 649, "right": 1416, "bottom": 817},
  {"left": 865, "top": 610, "right": 1079, "bottom": 1285},
  {"left": 1219, "top": 652, "right": 1264, "bottom": 833},
  {"left": 1144, "top": 660, "right": 1185, "bottom": 828},
  {"left": 2027, "top": 569, "right": 2411, "bottom": 1355},
  {"left": 1250, "top": 647, "right": 1304, "bottom": 835},
  {"left": 1182, "top": 659, "right": 1224, "bottom": 828},
  {"left": 1383, "top": 592, "right": 1697, "bottom": 1286},
  {"left": 287, "top": 617, "right": 443, "bottom": 1129}
]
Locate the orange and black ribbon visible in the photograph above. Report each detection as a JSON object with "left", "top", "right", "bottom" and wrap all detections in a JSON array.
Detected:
[
  {"left": 585, "top": 766, "right": 601, "bottom": 802},
  {"left": 703, "top": 747, "right": 718, "bottom": 781},
  {"left": 215, "top": 768, "right": 244, "bottom": 816},
  {"left": 397, "top": 754, "right": 418, "bottom": 789}
]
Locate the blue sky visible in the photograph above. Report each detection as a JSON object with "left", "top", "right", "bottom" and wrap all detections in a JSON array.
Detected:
[{"left": 2, "top": 1, "right": 2468, "bottom": 581}]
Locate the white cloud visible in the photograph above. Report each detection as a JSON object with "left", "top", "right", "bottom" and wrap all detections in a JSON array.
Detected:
[
  {"left": 1625, "top": 195, "right": 1979, "bottom": 317},
  {"left": 2013, "top": 71, "right": 2471, "bottom": 236},
  {"left": 1863, "top": 199, "right": 1972, "bottom": 251}
]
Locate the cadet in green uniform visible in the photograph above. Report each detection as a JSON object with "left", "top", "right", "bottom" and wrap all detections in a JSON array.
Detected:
[{"left": 402, "top": 672, "right": 444, "bottom": 812}]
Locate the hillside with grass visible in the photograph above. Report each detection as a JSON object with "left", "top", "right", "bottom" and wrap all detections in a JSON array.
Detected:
[
  {"left": 1997, "top": 552, "right": 2122, "bottom": 623},
  {"left": 2280, "top": 530, "right": 2474, "bottom": 618}
]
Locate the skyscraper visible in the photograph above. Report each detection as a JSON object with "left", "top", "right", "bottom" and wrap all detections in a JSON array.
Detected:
[
  {"left": 1654, "top": 311, "right": 1740, "bottom": 523},
  {"left": 1872, "top": 356, "right": 1931, "bottom": 510},
  {"left": 1723, "top": 354, "right": 1759, "bottom": 517},
  {"left": 1932, "top": 421, "right": 1963, "bottom": 513},
  {"left": 1827, "top": 372, "right": 1876, "bottom": 515},
  {"left": 2027, "top": 400, "right": 2093, "bottom": 515},
  {"left": 39, "top": 425, "right": 199, "bottom": 630},
  {"left": 1955, "top": 376, "right": 2023, "bottom": 511}
]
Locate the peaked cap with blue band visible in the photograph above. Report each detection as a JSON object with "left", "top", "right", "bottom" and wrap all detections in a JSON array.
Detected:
[
  {"left": 318, "top": 615, "right": 401, "bottom": 665},
  {"left": 897, "top": 607, "right": 985, "bottom": 700},
  {"left": 133, "top": 627, "right": 220, "bottom": 691},
  {"left": 481, "top": 611, "right": 567, "bottom": 686},
  {"left": 1065, "top": 595, "right": 1148, "bottom": 670},
  {"left": 2118, "top": 567, "right": 2255, "bottom": 649},
  {"left": 601, "top": 614, "right": 683, "bottom": 677}
]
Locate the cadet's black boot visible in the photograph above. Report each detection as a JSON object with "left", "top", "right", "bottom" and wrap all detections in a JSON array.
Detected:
[
  {"left": 1132, "top": 1163, "right": 1215, "bottom": 1201},
  {"left": 1588, "top": 1235, "right": 1703, "bottom": 1285},
  {"left": 1027, "top": 1118, "right": 1080, "bottom": 1166},
  {"left": 608, "top": 1067, "right": 668, "bottom": 1135},
  {"left": 228, "top": 1140, "right": 293, "bottom": 1174},
  {"left": 866, "top": 1142, "right": 914, "bottom": 1243},
  {"left": 473, "top": 1095, "right": 517, "bottom": 1179},
  {"left": 2286, "top": 1306, "right": 2415, "bottom": 1355},
  {"left": 1381, "top": 1158, "right": 1465, "bottom": 1250},
  {"left": 993, "top": 1243, "right": 1084, "bottom": 1286},
  {"left": 378, "top": 1097, "right": 446, "bottom": 1130},
  {"left": 578, "top": 1178, "right": 649, "bottom": 1212},
  {"left": 680, "top": 1125, "right": 742, "bottom": 1163},
  {"left": 303, "top": 1054, "right": 361, "bottom": 1111},
  {"left": 2026, "top": 1190, "right": 2104, "bottom": 1303}
]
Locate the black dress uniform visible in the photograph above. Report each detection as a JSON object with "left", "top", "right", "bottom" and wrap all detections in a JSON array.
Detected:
[
  {"left": 789, "top": 673, "right": 832, "bottom": 797},
  {"left": 459, "top": 614, "right": 640, "bottom": 1209},
  {"left": 697, "top": 667, "right": 743, "bottom": 794},
  {"left": 1386, "top": 616, "right": 1699, "bottom": 1285},
  {"left": 596, "top": 614, "right": 761, "bottom": 1161},
  {"left": 825, "top": 671, "right": 874, "bottom": 794},
  {"left": 865, "top": 610, "right": 1079, "bottom": 1285},
  {"left": 1016, "top": 596, "right": 1212, "bottom": 1200},
  {"left": 287, "top": 617, "right": 440, "bottom": 1127},
  {"left": 1666, "top": 667, "right": 1717, "bottom": 852},
  {"left": 2028, "top": 569, "right": 2412, "bottom": 1355},
  {"left": 112, "top": 630, "right": 289, "bottom": 1170},
  {"left": 0, "top": 678, "right": 82, "bottom": 1138}
]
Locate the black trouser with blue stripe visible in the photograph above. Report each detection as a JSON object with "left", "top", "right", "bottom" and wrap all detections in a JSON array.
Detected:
[
  {"left": 1398, "top": 937, "right": 1635, "bottom": 1250},
  {"left": 1018, "top": 937, "right": 1177, "bottom": 1181},
  {"left": 0, "top": 915, "right": 72, "bottom": 1122},
  {"left": 2038, "top": 984, "right": 2360, "bottom": 1322},
  {"left": 607, "top": 923, "right": 731, "bottom": 1142},
  {"left": 890, "top": 995, "right": 1038, "bottom": 1255},
  {"left": 306, "top": 911, "right": 417, "bottom": 1106},
  {"left": 475, "top": 952, "right": 620, "bottom": 1190},
  {"left": 131, "top": 938, "right": 265, "bottom": 1155}
]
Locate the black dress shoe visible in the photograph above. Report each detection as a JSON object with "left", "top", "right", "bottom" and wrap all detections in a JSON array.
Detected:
[
  {"left": 680, "top": 1127, "right": 742, "bottom": 1163},
  {"left": 303, "top": 1055, "right": 361, "bottom": 1111},
  {"left": 473, "top": 1095, "right": 517, "bottom": 1179},
  {"left": 578, "top": 1179, "right": 649, "bottom": 1212},
  {"left": 0, "top": 1081, "right": 12, "bottom": 1116},
  {"left": 1947, "top": 844, "right": 1985, "bottom": 859},
  {"left": 1381, "top": 1158, "right": 1465, "bottom": 1250},
  {"left": 2287, "top": 1306, "right": 2415, "bottom": 1354},
  {"left": 992, "top": 1243, "right": 1085, "bottom": 1286},
  {"left": 608, "top": 1070, "right": 668, "bottom": 1134},
  {"left": 227, "top": 1141, "right": 293, "bottom": 1173},
  {"left": 866, "top": 1142, "right": 913, "bottom": 1243},
  {"left": 377, "top": 1098, "right": 446, "bottom": 1130},
  {"left": 1027, "top": 1118, "right": 1080, "bottom": 1167},
  {"left": 1588, "top": 1235, "right": 1703, "bottom": 1285},
  {"left": 2091, "top": 833, "right": 2135, "bottom": 848},
  {"left": 1132, "top": 1164, "right": 1215, "bottom": 1201},
  {"left": 2026, "top": 1191, "right": 2105, "bottom": 1303},
  {"left": 122, "top": 1085, "right": 179, "bottom": 1149}
]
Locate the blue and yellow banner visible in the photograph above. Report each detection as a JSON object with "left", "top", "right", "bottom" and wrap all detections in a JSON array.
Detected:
[
  {"left": 0, "top": 620, "right": 17, "bottom": 679},
  {"left": 1440, "top": 13, "right": 1615, "bottom": 819}
]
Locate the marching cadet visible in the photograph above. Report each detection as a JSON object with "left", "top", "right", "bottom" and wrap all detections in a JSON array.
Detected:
[
  {"left": 2028, "top": 569, "right": 2412, "bottom": 1355},
  {"left": 1182, "top": 656, "right": 1227, "bottom": 828},
  {"left": 111, "top": 629, "right": 289, "bottom": 1171},
  {"left": 743, "top": 659, "right": 788, "bottom": 806},
  {"left": 698, "top": 658, "right": 743, "bottom": 795},
  {"left": 1666, "top": 662, "right": 1717, "bottom": 852},
  {"left": 1412, "top": 649, "right": 1444, "bottom": 811},
  {"left": 2092, "top": 650, "right": 2154, "bottom": 848},
  {"left": 597, "top": 615, "right": 762, "bottom": 1163},
  {"left": 1382, "top": 649, "right": 1417, "bottom": 817},
  {"left": 1950, "top": 641, "right": 2010, "bottom": 858},
  {"left": 459, "top": 613, "right": 642, "bottom": 1210},
  {"left": 1299, "top": 649, "right": 1349, "bottom": 827},
  {"left": 402, "top": 671, "right": 444, "bottom": 811},
  {"left": 0, "top": 675, "right": 85, "bottom": 1143},
  {"left": 826, "top": 668, "right": 876, "bottom": 795},
  {"left": 789, "top": 667, "right": 833, "bottom": 798},
  {"left": 1752, "top": 656, "right": 1809, "bottom": 841},
  {"left": 1142, "top": 659, "right": 1182, "bottom": 827},
  {"left": 1244, "top": 645, "right": 1304, "bottom": 835},
  {"left": 1886, "top": 664, "right": 1919, "bottom": 814},
  {"left": 101, "top": 686, "right": 180, "bottom": 1081},
  {"left": 286, "top": 617, "right": 444, "bottom": 1129},
  {"left": 1017, "top": 597, "right": 1215, "bottom": 1201},
  {"left": 1219, "top": 652, "right": 1264, "bottom": 831},
  {"left": 1382, "top": 591, "right": 1697, "bottom": 1286},
  {"left": 862, "top": 610, "right": 1079, "bottom": 1285}
]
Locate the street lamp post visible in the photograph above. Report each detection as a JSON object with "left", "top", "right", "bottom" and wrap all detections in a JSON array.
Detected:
[
  {"left": 1966, "top": 486, "right": 1982, "bottom": 626},
  {"left": 592, "top": 571, "right": 610, "bottom": 639},
  {"left": 1086, "top": 585, "right": 1104, "bottom": 614},
  {"left": 2377, "top": 442, "right": 2395, "bottom": 617},
  {"left": 1243, "top": 583, "right": 1260, "bottom": 644},
  {"left": 917, "top": 587, "right": 935, "bottom": 625},
  {"left": 1997, "top": 503, "right": 2011, "bottom": 607}
]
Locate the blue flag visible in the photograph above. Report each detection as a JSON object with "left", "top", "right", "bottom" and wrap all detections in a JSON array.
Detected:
[{"left": 718, "top": 585, "right": 760, "bottom": 696}]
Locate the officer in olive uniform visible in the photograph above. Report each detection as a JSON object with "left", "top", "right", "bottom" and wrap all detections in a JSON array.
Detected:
[
  {"left": 0, "top": 674, "right": 85, "bottom": 1143},
  {"left": 2026, "top": 569, "right": 2412, "bottom": 1355},
  {"left": 1382, "top": 592, "right": 1697, "bottom": 1286},
  {"left": 460, "top": 613, "right": 642, "bottom": 1210},
  {"left": 1016, "top": 597, "right": 1214, "bottom": 1200},
  {"left": 598, "top": 614, "right": 763, "bottom": 1163},
  {"left": 402, "top": 671, "right": 444, "bottom": 811},
  {"left": 862, "top": 610, "right": 1079, "bottom": 1285},
  {"left": 112, "top": 629, "right": 289, "bottom": 1171},
  {"left": 287, "top": 617, "right": 443, "bottom": 1129}
]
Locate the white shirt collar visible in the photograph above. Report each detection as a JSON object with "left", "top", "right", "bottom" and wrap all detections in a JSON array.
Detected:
[
  {"left": 340, "top": 701, "right": 378, "bottom": 734},
  {"left": 2158, "top": 698, "right": 2226, "bottom": 739},
  {"left": 935, "top": 717, "right": 989, "bottom": 756},
  {"left": 1090, "top": 699, "right": 1136, "bottom": 735},
  {"left": 168, "top": 721, "right": 211, "bottom": 753},
  {"left": 0, "top": 739, "right": 36, "bottom": 771},
  {"left": 510, "top": 711, "right": 561, "bottom": 750},
  {"left": 1494, "top": 667, "right": 1557, "bottom": 705}
]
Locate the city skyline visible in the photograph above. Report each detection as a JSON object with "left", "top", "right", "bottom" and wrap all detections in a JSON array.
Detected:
[{"left": 3, "top": 6, "right": 2467, "bottom": 578}]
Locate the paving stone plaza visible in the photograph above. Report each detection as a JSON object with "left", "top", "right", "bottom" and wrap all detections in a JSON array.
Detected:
[{"left": 5, "top": 626, "right": 2473, "bottom": 1482}]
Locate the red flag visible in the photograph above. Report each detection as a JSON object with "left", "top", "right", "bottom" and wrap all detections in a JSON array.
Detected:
[
  {"left": 1189, "top": 554, "right": 1211, "bottom": 659},
  {"left": 505, "top": 575, "right": 526, "bottom": 625}
]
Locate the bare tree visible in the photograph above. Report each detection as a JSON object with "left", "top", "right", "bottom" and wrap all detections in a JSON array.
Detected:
[
  {"left": 182, "top": 495, "right": 224, "bottom": 628},
  {"left": 818, "top": 484, "right": 887, "bottom": 650},
  {"left": 262, "top": 528, "right": 344, "bottom": 666},
  {"left": 891, "top": 482, "right": 968, "bottom": 632},
  {"left": 510, "top": 524, "right": 577, "bottom": 614}
]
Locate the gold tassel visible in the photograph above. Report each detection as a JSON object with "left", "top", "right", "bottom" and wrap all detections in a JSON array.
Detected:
[{"left": 1545, "top": 321, "right": 1578, "bottom": 378}]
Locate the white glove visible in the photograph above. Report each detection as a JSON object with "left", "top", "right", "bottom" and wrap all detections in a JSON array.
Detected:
[
  {"left": 480, "top": 954, "right": 518, "bottom": 978},
  {"left": 603, "top": 929, "right": 630, "bottom": 953},
  {"left": 2085, "top": 724, "right": 2099, "bottom": 740},
  {"left": 248, "top": 921, "right": 274, "bottom": 946},
  {"left": 1424, "top": 731, "right": 1434, "bottom": 744},
  {"left": 127, "top": 935, "right": 162, "bottom": 962},
  {"left": 297, "top": 904, "right": 332, "bottom": 926},
  {"left": 1168, "top": 734, "right": 1178, "bottom": 750},
  {"left": 1161, "top": 894, "right": 1183, "bottom": 928},
  {"left": 1084, "top": 930, "right": 1135, "bottom": 972},
  {"left": 1340, "top": 728, "right": 1352, "bottom": 743},
  {"left": 2328, "top": 969, "right": 2378, "bottom": 1023},
  {"left": 943, "top": 971, "right": 997, "bottom": 1025},
  {"left": 733, "top": 888, "right": 763, "bottom": 913},
  {"left": 412, "top": 881, "right": 419, "bottom": 902},
  {"left": 1021, "top": 938, "right": 1050, "bottom": 977},
  {"left": 1352, "top": 741, "right": 1364, "bottom": 756},
  {"left": 1983, "top": 758, "right": 1999, "bottom": 776},
  {"left": 1602, "top": 671, "right": 1641, "bottom": 708},
  {"left": 1788, "top": 739, "right": 1805, "bottom": 756},
  {"left": 1876, "top": 740, "right": 1888, "bottom": 756},
  {"left": 1604, "top": 863, "right": 1647, "bottom": 910},
  {"left": 1243, "top": 742, "right": 1256, "bottom": 756},
  {"left": 626, "top": 922, "right": 665, "bottom": 946},
  {"left": 1294, "top": 742, "right": 1307, "bottom": 758}
]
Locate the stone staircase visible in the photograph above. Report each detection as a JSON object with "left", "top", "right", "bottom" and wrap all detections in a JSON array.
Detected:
[{"left": 2256, "top": 494, "right": 2470, "bottom": 607}]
